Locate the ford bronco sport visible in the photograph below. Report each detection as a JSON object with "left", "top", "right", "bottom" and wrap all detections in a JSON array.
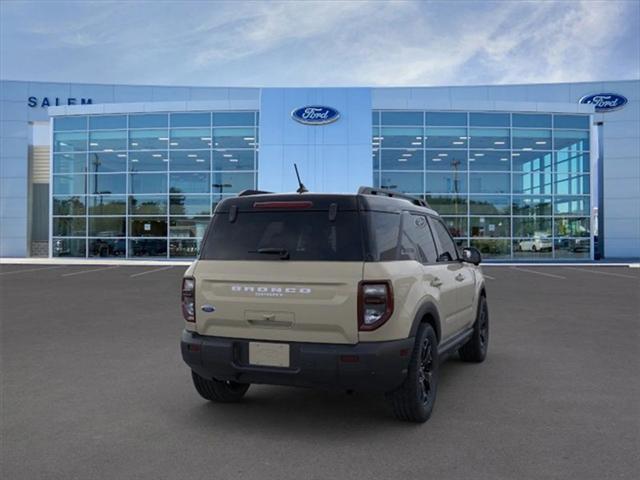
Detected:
[{"left": 181, "top": 187, "right": 488, "bottom": 423}]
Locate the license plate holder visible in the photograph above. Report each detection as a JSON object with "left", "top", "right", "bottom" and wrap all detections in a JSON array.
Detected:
[{"left": 248, "top": 342, "right": 290, "bottom": 368}]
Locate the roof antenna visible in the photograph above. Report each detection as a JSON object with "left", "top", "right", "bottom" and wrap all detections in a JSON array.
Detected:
[{"left": 294, "top": 163, "right": 308, "bottom": 194}]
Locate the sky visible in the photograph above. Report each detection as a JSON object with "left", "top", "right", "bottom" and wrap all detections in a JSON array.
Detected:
[{"left": 1, "top": 0, "right": 639, "bottom": 87}]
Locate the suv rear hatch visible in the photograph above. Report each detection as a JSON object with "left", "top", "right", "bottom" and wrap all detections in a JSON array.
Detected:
[{"left": 193, "top": 195, "right": 364, "bottom": 344}]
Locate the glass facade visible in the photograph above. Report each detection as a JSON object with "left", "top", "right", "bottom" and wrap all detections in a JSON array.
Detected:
[
  {"left": 373, "top": 111, "right": 592, "bottom": 259},
  {"left": 52, "top": 111, "right": 258, "bottom": 258}
]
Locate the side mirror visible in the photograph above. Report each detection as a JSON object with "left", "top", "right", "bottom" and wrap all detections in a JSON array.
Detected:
[{"left": 461, "top": 247, "right": 482, "bottom": 265}]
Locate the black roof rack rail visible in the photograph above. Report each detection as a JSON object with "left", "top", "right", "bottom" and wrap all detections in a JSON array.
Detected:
[
  {"left": 237, "top": 189, "right": 273, "bottom": 197},
  {"left": 357, "top": 187, "right": 431, "bottom": 209}
]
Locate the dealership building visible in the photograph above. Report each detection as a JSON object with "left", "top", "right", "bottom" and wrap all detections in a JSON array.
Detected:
[{"left": 0, "top": 79, "right": 638, "bottom": 261}]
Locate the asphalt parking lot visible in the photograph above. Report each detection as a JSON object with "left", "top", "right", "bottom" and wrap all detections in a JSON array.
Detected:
[{"left": 1, "top": 264, "right": 639, "bottom": 480}]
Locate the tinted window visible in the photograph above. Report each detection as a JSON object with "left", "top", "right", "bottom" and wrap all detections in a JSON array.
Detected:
[
  {"left": 400, "top": 213, "right": 438, "bottom": 263},
  {"left": 367, "top": 212, "right": 401, "bottom": 261},
  {"left": 430, "top": 218, "right": 459, "bottom": 262},
  {"left": 201, "top": 211, "right": 363, "bottom": 261}
]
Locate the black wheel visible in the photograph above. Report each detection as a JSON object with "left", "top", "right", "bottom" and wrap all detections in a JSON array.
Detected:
[
  {"left": 531, "top": 244, "right": 537, "bottom": 252},
  {"left": 191, "top": 370, "right": 250, "bottom": 403},
  {"left": 459, "top": 295, "right": 489, "bottom": 363},
  {"left": 386, "top": 324, "right": 438, "bottom": 423}
]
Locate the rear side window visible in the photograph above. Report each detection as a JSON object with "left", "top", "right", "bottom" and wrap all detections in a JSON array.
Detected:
[
  {"left": 200, "top": 211, "right": 363, "bottom": 261},
  {"left": 400, "top": 213, "right": 438, "bottom": 263},
  {"left": 367, "top": 211, "right": 401, "bottom": 261},
  {"left": 430, "top": 218, "right": 459, "bottom": 262}
]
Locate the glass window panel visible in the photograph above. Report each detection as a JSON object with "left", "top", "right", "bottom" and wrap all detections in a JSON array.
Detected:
[
  {"left": 129, "top": 239, "right": 167, "bottom": 257},
  {"left": 513, "top": 217, "right": 552, "bottom": 237},
  {"left": 53, "top": 217, "right": 86, "bottom": 236},
  {"left": 469, "top": 239, "right": 511, "bottom": 259},
  {"left": 425, "top": 150, "right": 466, "bottom": 171},
  {"left": 54, "top": 116, "right": 87, "bottom": 131},
  {"left": 170, "top": 128, "right": 212, "bottom": 149},
  {"left": 469, "top": 113, "right": 509, "bottom": 127},
  {"left": 53, "top": 196, "right": 86, "bottom": 215},
  {"left": 170, "top": 172, "right": 211, "bottom": 194},
  {"left": 513, "top": 172, "right": 553, "bottom": 194},
  {"left": 380, "top": 172, "right": 424, "bottom": 193},
  {"left": 468, "top": 151, "right": 510, "bottom": 171},
  {"left": 512, "top": 196, "right": 552, "bottom": 216},
  {"left": 514, "top": 238, "right": 553, "bottom": 257},
  {"left": 512, "top": 113, "right": 551, "bottom": 128},
  {"left": 213, "top": 127, "right": 256, "bottom": 148},
  {"left": 89, "top": 239, "right": 126, "bottom": 257},
  {"left": 512, "top": 129, "right": 551, "bottom": 150},
  {"left": 52, "top": 238, "right": 86, "bottom": 257},
  {"left": 554, "top": 115, "right": 589, "bottom": 129},
  {"left": 512, "top": 151, "right": 552, "bottom": 172},
  {"left": 372, "top": 112, "right": 380, "bottom": 125},
  {"left": 89, "top": 217, "right": 126, "bottom": 237},
  {"left": 129, "top": 195, "right": 167, "bottom": 215},
  {"left": 130, "top": 173, "right": 168, "bottom": 194},
  {"left": 212, "top": 112, "right": 255, "bottom": 126},
  {"left": 425, "top": 112, "right": 467, "bottom": 126},
  {"left": 53, "top": 132, "right": 87, "bottom": 152},
  {"left": 425, "top": 195, "right": 467, "bottom": 215},
  {"left": 53, "top": 174, "right": 86, "bottom": 195},
  {"left": 170, "top": 195, "right": 211, "bottom": 215},
  {"left": 129, "top": 217, "right": 168, "bottom": 237},
  {"left": 53, "top": 153, "right": 86, "bottom": 174},
  {"left": 88, "top": 195, "right": 126, "bottom": 215},
  {"left": 170, "top": 150, "right": 210, "bottom": 171},
  {"left": 425, "top": 172, "right": 467, "bottom": 194},
  {"left": 212, "top": 194, "right": 234, "bottom": 213},
  {"left": 381, "top": 149, "right": 423, "bottom": 170},
  {"left": 89, "top": 115, "right": 126, "bottom": 130},
  {"left": 129, "top": 114, "right": 167, "bottom": 128},
  {"left": 381, "top": 111, "right": 423, "bottom": 125},
  {"left": 379, "top": 127, "right": 423, "bottom": 148},
  {"left": 469, "top": 195, "right": 510, "bottom": 215},
  {"left": 169, "top": 217, "right": 210, "bottom": 238},
  {"left": 212, "top": 150, "right": 255, "bottom": 171},
  {"left": 555, "top": 217, "right": 590, "bottom": 237},
  {"left": 88, "top": 130, "right": 127, "bottom": 151},
  {"left": 470, "top": 217, "right": 510, "bottom": 238},
  {"left": 89, "top": 174, "right": 126, "bottom": 195},
  {"left": 129, "top": 129, "right": 169, "bottom": 150},
  {"left": 89, "top": 152, "right": 126, "bottom": 173},
  {"left": 170, "top": 112, "right": 211, "bottom": 127},
  {"left": 555, "top": 196, "right": 590, "bottom": 215},
  {"left": 441, "top": 217, "right": 468, "bottom": 237},
  {"left": 211, "top": 172, "right": 254, "bottom": 194},
  {"left": 555, "top": 174, "right": 590, "bottom": 195},
  {"left": 554, "top": 238, "right": 590, "bottom": 258},
  {"left": 424, "top": 127, "right": 467, "bottom": 148},
  {"left": 129, "top": 151, "right": 168, "bottom": 172},
  {"left": 170, "top": 239, "right": 201, "bottom": 257},
  {"left": 469, "top": 128, "right": 510, "bottom": 149},
  {"left": 554, "top": 130, "right": 589, "bottom": 151},
  {"left": 555, "top": 152, "right": 590, "bottom": 173},
  {"left": 469, "top": 172, "right": 509, "bottom": 193}
]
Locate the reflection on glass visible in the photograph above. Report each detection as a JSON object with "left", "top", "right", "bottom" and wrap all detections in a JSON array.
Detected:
[
  {"left": 52, "top": 238, "right": 86, "bottom": 257},
  {"left": 130, "top": 173, "right": 167, "bottom": 194},
  {"left": 469, "top": 128, "right": 510, "bottom": 149},
  {"left": 425, "top": 112, "right": 466, "bottom": 126},
  {"left": 211, "top": 172, "right": 254, "bottom": 194},
  {"left": 512, "top": 114, "right": 551, "bottom": 128},
  {"left": 88, "top": 130, "right": 127, "bottom": 151},
  {"left": 170, "top": 128, "right": 212, "bottom": 149},
  {"left": 170, "top": 150, "right": 210, "bottom": 171},
  {"left": 54, "top": 132, "right": 87, "bottom": 152},
  {"left": 424, "top": 127, "right": 467, "bottom": 148},
  {"left": 441, "top": 217, "right": 468, "bottom": 237},
  {"left": 170, "top": 239, "right": 201, "bottom": 257},
  {"left": 89, "top": 239, "right": 126, "bottom": 257},
  {"left": 468, "top": 151, "right": 510, "bottom": 171},
  {"left": 554, "top": 238, "right": 590, "bottom": 258},
  {"left": 129, "top": 151, "right": 168, "bottom": 172},
  {"left": 54, "top": 116, "right": 87, "bottom": 131},
  {"left": 213, "top": 127, "right": 255, "bottom": 148},
  {"left": 129, "top": 129, "right": 169, "bottom": 150},
  {"left": 382, "top": 149, "right": 423, "bottom": 170},
  {"left": 555, "top": 217, "right": 589, "bottom": 237},
  {"left": 470, "top": 239, "right": 510, "bottom": 259},
  {"left": 513, "top": 172, "right": 553, "bottom": 194},
  {"left": 89, "top": 217, "right": 126, "bottom": 237},
  {"left": 53, "top": 217, "right": 86, "bottom": 236},
  {"left": 469, "top": 195, "right": 510, "bottom": 215},
  {"left": 554, "top": 196, "right": 590, "bottom": 215},
  {"left": 212, "top": 150, "right": 255, "bottom": 171},
  {"left": 53, "top": 153, "right": 86, "bottom": 174},
  {"left": 170, "top": 195, "right": 211, "bottom": 215},
  {"left": 512, "top": 196, "right": 552, "bottom": 216},
  {"left": 513, "top": 238, "right": 552, "bottom": 257},
  {"left": 129, "top": 195, "right": 167, "bottom": 215},
  {"left": 425, "top": 150, "right": 466, "bottom": 171},
  {"left": 89, "top": 152, "right": 126, "bottom": 173},
  {"left": 170, "top": 173, "right": 210, "bottom": 194},
  {"left": 554, "top": 130, "right": 589, "bottom": 151},
  {"left": 512, "top": 129, "right": 551, "bottom": 150},
  {"left": 425, "top": 172, "right": 467, "bottom": 194},
  {"left": 380, "top": 172, "right": 424, "bottom": 193},
  {"left": 555, "top": 152, "right": 589, "bottom": 173},
  {"left": 129, "top": 239, "right": 167, "bottom": 257},
  {"left": 381, "top": 111, "right": 423, "bottom": 125},
  {"left": 88, "top": 195, "right": 126, "bottom": 215},
  {"left": 129, "top": 114, "right": 167, "bottom": 129},
  {"left": 89, "top": 115, "right": 126, "bottom": 130},
  {"left": 169, "top": 217, "right": 210, "bottom": 237},
  {"left": 380, "top": 127, "right": 423, "bottom": 148},
  {"left": 513, "top": 217, "right": 552, "bottom": 237},
  {"left": 212, "top": 112, "right": 255, "bottom": 126},
  {"left": 512, "top": 151, "right": 552, "bottom": 172},
  {"left": 53, "top": 196, "right": 86, "bottom": 215},
  {"left": 469, "top": 113, "right": 509, "bottom": 127},
  {"left": 469, "top": 173, "right": 509, "bottom": 193},
  {"left": 170, "top": 113, "right": 210, "bottom": 128},
  {"left": 53, "top": 175, "right": 86, "bottom": 195},
  {"left": 470, "top": 217, "right": 510, "bottom": 237},
  {"left": 425, "top": 195, "right": 467, "bottom": 215},
  {"left": 89, "top": 174, "right": 126, "bottom": 195},
  {"left": 129, "top": 217, "right": 168, "bottom": 237},
  {"left": 554, "top": 115, "right": 589, "bottom": 129},
  {"left": 554, "top": 174, "right": 589, "bottom": 195}
]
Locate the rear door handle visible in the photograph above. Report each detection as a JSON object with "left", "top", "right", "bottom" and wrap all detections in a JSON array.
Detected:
[
  {"left": 430, "top": 277, "right": 443, "bottom": 288},
  {"left": 455, "top": 273, "right": 465, "bottom": 282}
]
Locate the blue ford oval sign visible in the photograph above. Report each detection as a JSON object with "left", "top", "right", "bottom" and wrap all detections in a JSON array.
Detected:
[
  {"left": 579, "top": 93, "right": 628, "bottom": 112},
  {"left": 291, "top": 106, "right": 340, "bottom": 125}
]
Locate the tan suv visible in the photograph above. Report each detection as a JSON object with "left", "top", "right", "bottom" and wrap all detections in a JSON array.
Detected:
[{"left": 181, "top": 187, "right": 488, "bottom": 422}]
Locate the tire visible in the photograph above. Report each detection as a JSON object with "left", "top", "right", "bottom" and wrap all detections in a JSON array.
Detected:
[
  {"left": 459, "top": 295, "right": 489, "bottom": 363},
  {"left": 191, "top": 370, "right": 250, "bottom": 403},
  {"left": 386, "top": 324, "right": 438, "bottom": 423},
  {"left": 531, "top": 244, "right": 537, "bottom": 252}
]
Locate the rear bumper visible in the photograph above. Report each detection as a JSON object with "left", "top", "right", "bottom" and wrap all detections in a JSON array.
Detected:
[{"left": 181, "top": 330, "right": 414, "bottom": 392}]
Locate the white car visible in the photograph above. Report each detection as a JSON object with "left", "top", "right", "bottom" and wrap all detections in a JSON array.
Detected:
[{"left": 518, "top": 235, "right": 552, "bottom": 252}]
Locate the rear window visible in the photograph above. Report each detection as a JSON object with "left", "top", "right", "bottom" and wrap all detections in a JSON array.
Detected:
[{"left": 200, "top": 211, "right": 363, "bottom": 261}]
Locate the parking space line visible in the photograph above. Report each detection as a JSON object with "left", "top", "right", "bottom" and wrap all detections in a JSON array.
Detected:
[
  {"left": 483, "top": 273, "right": 496, "bottom": 280},
  {"left": 510, "top": 267, "right": 566, "bottom": 279},
  {"left": 129, "top": 266, "right": 174, "bottom": 277},
  {"left": 563, "top": 267, "right": 638, "bottom": 279},
  {"left": 0, "top": 266, "right": 65, "bottom": 276},
  {"left": 61, "top": 266, "right": 119, "bottom": 277}
]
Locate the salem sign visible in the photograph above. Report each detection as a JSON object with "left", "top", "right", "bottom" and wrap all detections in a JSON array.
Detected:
[{"left": 28, "top": 97, "right": 93, "bottom": 108}]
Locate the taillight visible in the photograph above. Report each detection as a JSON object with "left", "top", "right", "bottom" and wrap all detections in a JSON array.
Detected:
[
  {"left": 358, "top": 281, "right": 394, "bottom": 331},
  {"left": 181, "top": 277, "right": 195, "bottom": 322}
]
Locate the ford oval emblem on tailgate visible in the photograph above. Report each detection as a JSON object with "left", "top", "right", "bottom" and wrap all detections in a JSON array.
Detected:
[{"left": 201, "top": 304, "right": 215, "bottom": 312}]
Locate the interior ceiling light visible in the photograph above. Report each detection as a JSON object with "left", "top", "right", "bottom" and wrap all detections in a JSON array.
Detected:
[
  {"left": 130, "top": 159, "right": 139, "bottom": 163},
  {"left": 512, "top": 153, "right": 520, "bottom": 156},
  {"left": 452, "top": 141, "right": 464, "bottom": 145},
  {"left": 243, "top": 137, "right": 255, "bottom": 141},
  {"left": 398, "top": 158, "right": 408, "bottom": 162},
  {"left": 438, "top": 153, "right": 448, "bottom": 157},
  {"left": 411, "top": 141, "right": 422, "bottom": 145},
  {"left": 223, "top": 154, "right": 233, "bottom": 158},
  {"left": 229, "top": 159, "right": 238, "bottom": 163},
  {"left": 500, "top": 158, "right": 509, "bottom": 161},
  {"left": 158, "top": 137, "right": 169, "bottom": 141},
  {"left": 131, "top": 142, "right": 138, "bottom": 146},
  {"left": 402, "top": 153, "right": 412, "bottom": 157},
  {"left": 196, "top": 159, "right": 205, "bottom": 162},
  {"left": 474, "top": 153, "right": 485, "bottom": 157},
  {"left": 170, "top": 142, "right": 178, "bottom": 146},
  {"left": 104, "top": 149, "right": 114, "bottom": 152},
  {"left": 535, "top": 141, "right": 547, "bottom": 144},
  {"left": 431, "top": 158, "right": 442, "bottom": 162},
  {"left": 415, "top": 136, "right": 422, "bottom": 140},
  {"left": 522, "top": 147, "right": 533, "bottom": 151},
  {"left": 459, "top": 136, "right": 468, "bottom": 140},
  {"left": 152, "top": 154, "right": 162, "bottom": 158},
  {"left": 188, "top": 154, "right": 197, "bottom": 158},
  {"left": 89, "top": 142, "right": 98, "bottom": 146},
  {"left": 117, "top": 154, "right": 126, "bottom": 158},
  {"left": 201, "top": 137, "right": 212, "bottom": 141},
  {"left": 494, "top": 141, "right": 505, "bottom": 145}
]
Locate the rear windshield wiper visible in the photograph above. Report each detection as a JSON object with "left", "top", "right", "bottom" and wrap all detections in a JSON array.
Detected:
[{"left": 249, "top": 247, "right": 290, "bottom": 260}]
